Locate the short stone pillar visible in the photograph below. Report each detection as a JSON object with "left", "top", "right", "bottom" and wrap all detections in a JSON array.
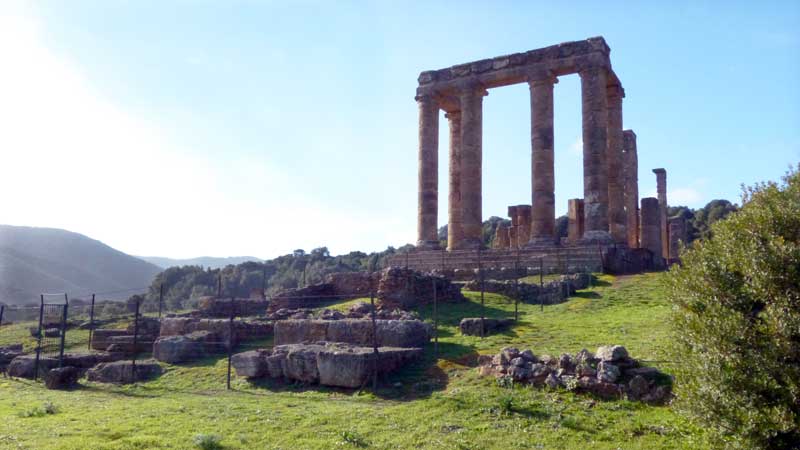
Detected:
[
  {"left": 579, "top": 67, "right": 612, "bottom": 242},
  {"left": 640, "top": 197, "right": 662, "bottom": 260},
  {"left": 623, "top": 130, "right": 639, "bottom": 248},
  {"left": 668, "top": 217, "right": 687, "bottom": 262},
  {"left": 567, "top": 199, "right": 585, "bottom": 244},
  {"left": 652, "top": 168, "right": 668, "bottom": 259},
  {"left": 507, "top": 205, "right": 519, "bottom": 248},
  {"left": 447, "top": 111, "right": 463, "bottom": 251},
  {"left": 416, "top": 94, "right": 440, "bottom": 249},
  {"left": 495, "top": 225, "right": 510, "bottom": 249},
  {"left": 516, "top": 205, "right": 532, "bottom": 246}
]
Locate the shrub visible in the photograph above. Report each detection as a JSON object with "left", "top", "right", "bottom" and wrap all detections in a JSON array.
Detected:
[
  {"left": 667, "top": 167, "right": 800, "bottom": 449},
  {"left": 193, "top": 433, "right": 223, "bottom": 450},
  {"left": 19, "top": 401, "right": 59, "bottom": 418}
]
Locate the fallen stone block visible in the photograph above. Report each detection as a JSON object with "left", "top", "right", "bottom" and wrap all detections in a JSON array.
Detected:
[
  {"left": 459, "top": 318, "right": 515, "bottom": 336},
  {"left": 232, "top": 343, "right": 423, "bottom": 388},
  {"left": 153, "top": 331, "right": 222, "bottom": 364},
  {"left": 44, "top": 366, "right": 80, "bottom": 390},
  {"left": 86, "top": 360, "right": 162, "bottom": 384}
]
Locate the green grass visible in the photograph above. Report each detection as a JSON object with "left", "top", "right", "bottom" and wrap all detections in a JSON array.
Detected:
[{"left": 0, "top": 272, "right": 710, "bottom": 449}]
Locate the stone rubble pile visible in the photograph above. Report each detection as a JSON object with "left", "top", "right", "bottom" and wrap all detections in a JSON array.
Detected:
[{"left": 478, "top": 345, "right": 672, "bottom": 404}]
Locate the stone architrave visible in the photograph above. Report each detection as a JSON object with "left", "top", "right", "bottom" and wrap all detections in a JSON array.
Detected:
[
  {"left": 416, "top": 94, "right": 439, "bottom": 249},
  {"left": 516, "top": 205, "right": 532, "bottom": 246},
  {"left": 623, "top": 130, "right": 639, "bottom": 247},
  {"left": 606, "top": 83, "right": 626, "bottom": 244},
  {"left": 652, "top": 169, "right": 668, "bottom": 258},
  {"left": 567, "top": 199, "right": 585, "bottom": 244},
  {"left": 446, "top": 110, "right": 463, "bottom": 250},
  {"left": 640, "top": 197, "right": 662, "bottom": 260},
  {"left": 580, "top": 67, "right": 612, "bottom": 243},
  {"left": 529, "top": 75, "right": 558, "bottom": 246},
  {"left": 458, "top": 86, "right": 486, "bottom": 249}
]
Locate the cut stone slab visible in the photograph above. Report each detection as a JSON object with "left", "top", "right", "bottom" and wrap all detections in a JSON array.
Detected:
[
  {"left": 44, "top": 366, "right": 79, "bottom": 390},
  {"left": 153, "top": 331, "right": 222, "bottom": 364}
]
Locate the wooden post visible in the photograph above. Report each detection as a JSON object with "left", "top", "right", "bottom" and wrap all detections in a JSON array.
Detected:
[
  {"left": 479, "top": 247, "right": 485, "bottom": 339},
  {"left": 433, "top": 279, "right": 438, "bottom": 357},
  {"left": 370, "top": 291, "right": 378, "bottom": 391},
  {"left": 539, "top": 257, "right": 544, "bottom": 312},
  {"left": 88, "top": 294, "right": 96, "bottom": 350},
  {"left": 58, "top": 294, "right": 68, "bottom": 368}
]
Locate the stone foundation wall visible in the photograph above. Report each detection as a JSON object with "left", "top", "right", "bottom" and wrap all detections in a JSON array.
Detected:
[
  {"left": 273, "top": 319, "right": 431, "bottom": 349},
  {"left": 197, "top": 297, "right": 269, "bottom": 318}
]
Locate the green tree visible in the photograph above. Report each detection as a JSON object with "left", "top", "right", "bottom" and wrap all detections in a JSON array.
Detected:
[{"left": 666, "top": 167, "right": 800, "bottom": 449}]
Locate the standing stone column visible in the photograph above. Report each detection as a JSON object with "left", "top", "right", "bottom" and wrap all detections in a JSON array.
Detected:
[
  {"left": 528, "top": 76, "right": 558, "bottom": 246},
  {"left": 416, "top": 94, "right": 440, "bottom": 249},
  {"left": 446, "top": 111, "right": 463, "bottom": 251},
  {"left": 623, "top": 130, "right": 639, "bottom": 247},
  {"left": 459, "top": 86, "right": 486, "bottom": 249},
  {"left": 606, "top": 83, "right": 626, "bottom": 244},
  {"left": 653, "top": 168, "right": 668, "bottom": 258},
  {"left": 496, "top": 225, "right": 510, "bottom": 249},
  {"left": 640, "top": 197, "right": 662, "bottom": 260},
  {"left": 668, "top": 217, "right": 687, "bottom": 262},
  {"left": 567, "top": 199, "right": 585, "bottom": 244},
  {"left": 516, "top": 205, "right": 532, "bottom": 245},
  {"left": 507, "top": 205, "right": 519, "bottom": 249},
  {"left": 579, "top": 67, "right": 612, "bottom": 243}
]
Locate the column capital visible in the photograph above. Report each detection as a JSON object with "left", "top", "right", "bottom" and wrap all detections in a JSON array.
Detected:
[
  {"left": 578, "top": 65, "right": 607, "bottom": 79},
  {"left": 606, "top": 83, "right": 625, "bottom": 99},
  {"left": 444, "top": 110, "right": 462, "bottom": 120},
  {"left": 414, "top": 93, "right": 439, "bottom": 104},
  {"left": 457, "top": 80, "right": 488, "bottom": 98},
  {"left": 527, "top": 73, "right": 558, "bottom": 87}
]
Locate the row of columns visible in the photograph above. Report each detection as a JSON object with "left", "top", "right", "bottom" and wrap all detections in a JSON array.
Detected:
[{"left": 417, "top": 67, "right": 636, "bottom": 250}]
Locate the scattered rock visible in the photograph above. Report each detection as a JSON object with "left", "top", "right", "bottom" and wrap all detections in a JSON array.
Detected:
[
  {"left": 596, "top": 345, "right": 629, "bottom": 362},
  {"left": 597, "top": 361, "right": 621, "bottom": 383}
]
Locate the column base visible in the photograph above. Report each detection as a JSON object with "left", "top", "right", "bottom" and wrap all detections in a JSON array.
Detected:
[
  {"left": 454, "top": 238, "right": 483, "bottom": 250},
  {"left": 416, "top": 240, "right": 441, "bottom": 250},
  {"left": 579, "top": 230, "right": 614, "bottom": 245}
]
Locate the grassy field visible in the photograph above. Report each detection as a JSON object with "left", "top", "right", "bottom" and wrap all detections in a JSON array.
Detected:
[{"left": 0, "top": 272, "right": 709, "bottom": 450}]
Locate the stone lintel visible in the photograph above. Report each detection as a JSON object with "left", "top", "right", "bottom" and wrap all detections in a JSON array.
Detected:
[{"left": 416, "top": 37, "right": 618, "bottom": 98}]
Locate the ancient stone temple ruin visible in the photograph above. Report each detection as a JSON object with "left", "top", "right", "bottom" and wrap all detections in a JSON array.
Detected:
[{"left": 397, "top": 37, "right": 674, "bottom": 274}]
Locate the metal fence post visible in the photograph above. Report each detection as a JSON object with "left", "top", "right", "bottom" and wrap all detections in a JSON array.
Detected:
[
  {"left": 479, "top": 247, "right": 485, "bottom": 339},
  {"left": 58, "top": 294, "right": 68, "bottom": 368},
  {"left": 370, "top": 291, "right": 378, "bottom": 391},
  {"left": 34, "top": 295, "right": 44, "bottom": 381},
  {"left": 158, "top": 284, "right": 164, "bottom": 319},
  {"left": 227, "top": 296, "right": 235, "bottom": 390},
  {"left": 88, "top": 294, "right": 96, "bottom": 350},
  {"left": 217, "top": 274, "right": 222, "bottom": 299},
  {"left": 441, "top": 247, "right": 445, "bottom": 272},
  {"left": 0, "top": 304, "right": 4, "bottom": 328},
  {"left": 131, "top": 297, "right": 140, "bottom": 376},
  {"left": 432, "top": 279, "right": 438, "bottom": 358},
  {"left": 514, "top": 257, "right": 519, "bottom": 322},
  {"left": 539, "top": 257, "right": 544, "bottom": 312}
]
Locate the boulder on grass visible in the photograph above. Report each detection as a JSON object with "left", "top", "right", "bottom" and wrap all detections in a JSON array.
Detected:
[
  {"left": 44, "top": 366, "right": 79, "bottom": 390},
  {"left": 86, "top": 360, "right": 162, "bottom": 384},
  {"left": 231, "top": 350, "right": 270, "bottom": 378},
  {"left": 7, "top": 355, "right": 58, "bottom": 379}
]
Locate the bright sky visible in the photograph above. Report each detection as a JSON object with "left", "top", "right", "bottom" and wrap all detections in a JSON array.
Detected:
[{"left": 1, "top": 1, "right": 798, "bottom": 259}]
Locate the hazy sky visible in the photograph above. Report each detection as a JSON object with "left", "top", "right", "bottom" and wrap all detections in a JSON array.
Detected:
[{"left": 1, "top": 1, "right": 798, "bottom": 259}]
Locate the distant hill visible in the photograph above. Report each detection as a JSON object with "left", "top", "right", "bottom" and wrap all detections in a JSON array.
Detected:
[
  {"left": 0, "top": 225, "right": 162, "bottom": 305},
  {"left": 140, "top": 256, "right": 263, "bottom": 270}
]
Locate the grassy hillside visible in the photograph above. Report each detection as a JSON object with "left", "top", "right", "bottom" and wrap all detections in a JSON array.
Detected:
[
  {"left": 0, "top": 225, "right": 161, "bottom": 305},
  {"left": 0, "top": 272, "right": 709, "bottom": 449}
]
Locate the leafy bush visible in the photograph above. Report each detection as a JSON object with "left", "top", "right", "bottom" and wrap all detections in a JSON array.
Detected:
[
  {"left": 193, "top": 433, "right": 223, "bottom": 450},
  {"left": 19, "top": 401, "right": 59, "bottom": 418},
  {"left": 338, "top": 430, "right": 369, "bottom": 447},
  {"left": 667, "top": 167, "right": 800, "bottom": 449}
]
